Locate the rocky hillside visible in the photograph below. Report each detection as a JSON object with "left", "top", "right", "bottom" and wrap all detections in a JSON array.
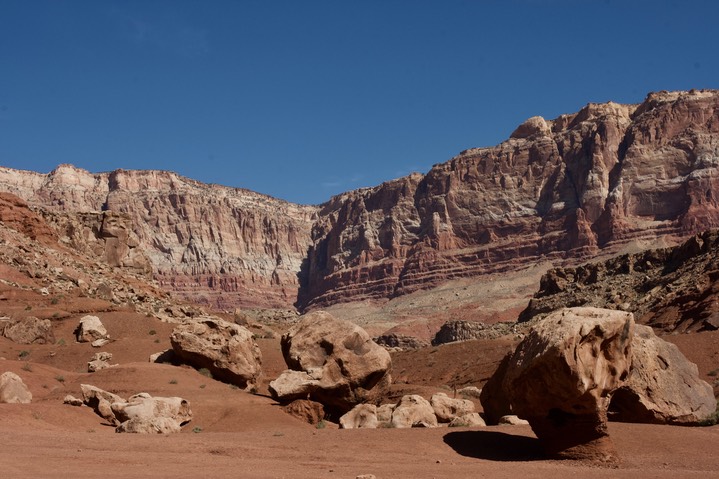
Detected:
[
  {"left": 299, "top": 90, "right": 719, "bottom": 308},
  {"left": 2, "top": 90, "right": 718, "bottom": 311},
  {"left": 0, "top": 166, "right": 318, "bottom": 309},
  {"left": 519, "top": 229, "right": 719, "bottom": 333}
]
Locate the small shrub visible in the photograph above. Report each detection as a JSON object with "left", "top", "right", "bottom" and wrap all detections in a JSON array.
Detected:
[
  {"left": 50, "top": 297, "right": 60, "bottom": 305},
  {"left": 148, "top": 330, "right": 157, "bottom": 336},
  {"left": 199, "top": 384, "right": 206, "bottom": 389},
  {"left": 229, "top": 384, "right": 239, "bottom": 390},
  {"left": 708, "top": 368, "right": 719, "bottom": 377},
  {"left": 316, "top": 420, "right": 327, "bottom": 430},
  {"left": 198, "top": 368, "right": 213, "bottom": 379},
  {"left": 192, "top": 426, "right": 202, "bottom": 433},
  {"left": 25, "top": 305, "right": 32, "bottom": 311},
  {"left": 56, "top": 338, "right": 66, "bottom": 346},
  {"left": 169, "top": 379, "right": 178, "bottom": 385},
  {"left": 21, "top": 362, "right": 32, "bottom": 372},
  {"left": 699, "top": 404, "right": 719, "bottom": 426},
  {"left": 18, "top": 350, "right": 30, "bottom": 359},
  {"left": 55, "top": 375, "right": 65, "bottom": 383},
  {"left": 154, "top": 338, "right": 160, "bottom": 343}
]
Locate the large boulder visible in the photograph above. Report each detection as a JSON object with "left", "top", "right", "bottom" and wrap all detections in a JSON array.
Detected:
[
  {"left": 430, "top": 392, "right": 475, "bottom": 423},
  {"left": 390, "top": 395, "right": 438, "bottom": 428},
  {"left": 1, "top": 317, "right": 55, "bottom": 344},
  {"left": 170, "top": 317, "right": 262, "bottom": 391},
  {"left": 269, "top": 311, "right": 391, "bottom": 416},
  {"left": 502, "top": 307, "right": 634, "bottom": 462},
  {"left": 609, "top": 324, "right": 716, "bottom": 424},
  {"left": 75, "top": 315, "right": 109, "bottom": 343},
  {"left": 79, "top": 385, "right": 191, "bottom": 433},
  {"left": 479, "top": 352, "right": 513, "bottom": 425},
  {"left": 339, "top": 404, "right": 379, "bottom": 429},
  {"left": 0, "top": 372, "right": 32, "bottom": 404},
  {"left": 281, "top": 399, "right": 325, "bottom": 426}
]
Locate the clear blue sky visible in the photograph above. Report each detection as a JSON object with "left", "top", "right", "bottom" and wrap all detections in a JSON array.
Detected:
[{"left": 2, "top": 1, "right": 718, "bottom": 205}]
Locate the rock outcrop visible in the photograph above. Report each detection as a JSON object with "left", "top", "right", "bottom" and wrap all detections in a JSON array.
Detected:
[
  {"left": 170, "top": 317, "right": 262, "bottom": 391},
  {"left": 298, "top": 90, "right": 719, "bottom": 308},
  {"left": 269, "top": 311, "right": 391, "bottom": 416},
  {"left": 0, "top": 372, "right": 32, "bottom": 404},
  {"left": 0, "top": 165, "right": 317, "bottom": 309},
  {"left": 520, "top": 229, "right": 719, "bottom": 332},
  {"left": 2, "top": 90, "right": 719, "bottom": 310},
  {"left": 609, "top": 325, "right": 716, "bottom": 424},
  {"left": 498, "top": 308, "right": 635, "bottom": 462}
]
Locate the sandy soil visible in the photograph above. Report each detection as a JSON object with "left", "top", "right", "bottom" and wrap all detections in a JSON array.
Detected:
[{"left": 1, "top": 307, "right": 718, "bottom": 478}]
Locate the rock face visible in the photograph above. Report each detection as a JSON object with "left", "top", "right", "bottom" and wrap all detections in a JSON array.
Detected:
[
  {"left": 298, "top": 90, "right": 719, "bottom": 308},
  {"left": 0, "top": 165, "right": 317, "bottom": 309},
  {"left": 0, "top": 317, "right": 55, "bottom": 344},
  {"left": 609, "top": 325, "right": 716, "bottom": 424},
  {"left": 269, "top": 311, "right": 391, "bottom": 415},
  {"left": 2, "top": 91, "right": 719, "bottom": 310},
  {"left": 373, "top": 333, "right": 428, "bottom": 350},
  {"left": 0, "top": 372, "right": 32, "bottom": 404},
  {"left": 170, "top": 317, "right": 262, "bottom": 391},
  {"left": 521, "top": 229, "right": 719, "bottom": 332},
  {"left": 500, "top": 308, "right": 634, "bottom": 462}
]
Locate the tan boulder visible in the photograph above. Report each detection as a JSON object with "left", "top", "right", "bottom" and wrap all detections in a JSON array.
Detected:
[
  {"left": 609, "top": 324, "right": 716, "bottom": 424},
  {"left": 0, "top": 317, "right": 55, "bottom": 344},
  {"left": 503, "top": 307, "right": 634, "bottom": 462},
  {"left": 75, "top": 315, "right": 109, "bottom": 343},
  {"left": 112, "top": 393, "right": 192, "bottom": 434},
  {"left": 390, "top": 395, "right": 438, "bottom": 428},
  {"left": 0, "top": 371, "right": 32, "bottom": 404},
  {"left": 340, "top": 404, "right": 379, "bottom": 429},
  {"left": 87, "top": 352, "right": 116, "bottom": 372},
  {"left": 449, "top": 412, "right": 486, "bottom": 427},
  {"left": 170, "top": 317, "right": 262, "bottom": 391},
  {"left": 270, "top": 311, "right": 391, "bottom": 416},
  {"left": 430, "top": 392, "right": 475, "bottom": 423},
  {"left": 498, "top": 415, "right": 529, "bottom": 425},
  {"left": 81, "top": 384, "right": 124, "bottom": 425}
]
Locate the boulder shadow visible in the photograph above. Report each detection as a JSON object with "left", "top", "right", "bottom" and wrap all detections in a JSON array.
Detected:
[{"left": 443, "top": 430, "right": 544, "bottom": 462}]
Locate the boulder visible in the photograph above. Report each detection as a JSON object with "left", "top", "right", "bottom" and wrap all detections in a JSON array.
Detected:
[
  {"left": 75, "top": 315, "right": 109, "bottom": 343},
  {"left": 373, "top": 333, "right": 428, "bottom": 350},
  {"left": 430, "top": 392, "right": 475, "bottom": 423},
  {"left": 170, "top": 317, "right": 262, "bottom": 391},
  {"left": 609, "top": 324, "right": 716, "bottom": 424},
  {"left": 449, "top": 412, "right": 486, "bottom": 427},
  {"left": 80, "top": 385, "right": 191, "bottom": 433},
  {"left": 87, "top": 352, "right": 117, "bottom": 372},
  {"left": 281, "top": 399, "right": 325, "bottom": 425},
  {"left": 376, "top": 403, "right": 395, "bottom": 423},
  {"left": 149, "top": 349, "right": 176, "bottom": 364},
  {"left": 340, "top": 404, "right": 379, "bottom": 429},
  {"left": 63, "top": 394, "right": 83, "bottom": 406},
  {"left": 0, "top": 371, "right": 32, "bottom": 404},
  {"left": 479, "top": 353, "right": 513, "bottom": 425},
  {"left": 502, "top": 307, "right": 634, "bottom": 462},
  {"left": 390, "top": 395, "right": 438, "bottom": 428},
  {"left": 0, "top": 317, "right": 55, "bottom": 344},
  {"left": 269, "top": 311, "right": 391, "bottom": 416},
  {"left": 111, "top": 393, "right": 192, "bottom": 434}
]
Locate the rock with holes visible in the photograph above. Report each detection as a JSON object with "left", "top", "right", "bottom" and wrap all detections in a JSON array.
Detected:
[
  {"left": 430, "top": 392, "right": 475, "bottom": 423},
  {"left": 0, "top": 371, "right": 32, "bottom": 404},
  {"left": 609, "top": 324, "right": 715, "bottom": 424},
  {"left": 502, "top": 307, "right": 634, "bottom": 462},
  {"left": 390, "top": 395, "right": 438, "bottom": 428},
  {"left": 270, "top": 311, "right": 391, "bottom": 416},
  {"left": 75, "top": 315, "right": 109, "bottom": 343},
  {"left": 170, "top": 317, "right": 262, "bottom": 391},
  {"left": 340, "top": 404, "right": 379, "bottom": 429}
]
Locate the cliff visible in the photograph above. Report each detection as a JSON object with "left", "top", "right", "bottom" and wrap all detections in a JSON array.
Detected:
[
  {"left": 2, "top": 89, "right": 718, "bottom": 311},
  {"left": 0, "top": 166, "right": 318, "bottom": 309},
  {"left": 298, "top": 90, "right": 719, "bottom": 308}
]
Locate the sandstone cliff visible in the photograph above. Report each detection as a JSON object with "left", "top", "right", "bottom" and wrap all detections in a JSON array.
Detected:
[
  {"left": 298, "top": 90, "right": 719, "bottom": 308},
  {"left": 0, "top": 166, "right": 318, "bottom": 309},
  {"left": 2, "top": 90, "right": 718, "bottom": 311}
]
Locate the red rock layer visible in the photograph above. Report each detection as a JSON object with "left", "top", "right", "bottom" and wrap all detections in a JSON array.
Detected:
[{"left": 298, "top": 90, "right": 719, "bottom": 309}]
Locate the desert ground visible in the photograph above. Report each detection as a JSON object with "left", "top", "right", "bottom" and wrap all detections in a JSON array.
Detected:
[{"left": 1, "top": 300, "right": 718, "bottom": 478}]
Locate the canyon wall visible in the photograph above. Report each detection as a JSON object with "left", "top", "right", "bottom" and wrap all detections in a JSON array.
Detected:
[
  {"left": 298, "top": 90, "right": 719, "bottom": 308},
  {"left": 0, "top": 166, "right": 318, "bottom": 309},
  {"left": 2, "top": 89, "right": 718, "bottom": 311}
]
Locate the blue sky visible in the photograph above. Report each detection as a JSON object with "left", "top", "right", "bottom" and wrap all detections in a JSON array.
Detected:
[{"left": 2, "top": 1, "right": 718, "bottom": 205}]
